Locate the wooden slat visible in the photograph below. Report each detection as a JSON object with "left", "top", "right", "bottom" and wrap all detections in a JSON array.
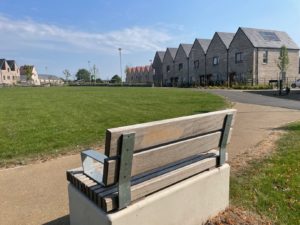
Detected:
[
  {"left": 102, "top": 156, "right": 217, "bottom": 212},
  {"left": 105, "top": 109, "right": 236, "bottom": 157},
  {"left": 103, "top": 131, "right": 225, "bottom": 185}
]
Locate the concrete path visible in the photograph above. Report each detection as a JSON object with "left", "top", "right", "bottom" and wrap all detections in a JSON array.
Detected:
[
  {"left": 1, "top": 103, "right": 300, "bottom": 225},
  {"left": 206, "top": 89, "right": 300, "bottom": 110}
]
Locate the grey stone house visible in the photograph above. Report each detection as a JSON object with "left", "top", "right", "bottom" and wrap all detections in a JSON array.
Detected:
[
  {"left": 206, "top": 32, "right": 235, "bottom": 85},
  {"left": 152, "top": 51, "right": 165, "bottom": 86},
  {"left": 189, "top": 39, "right": 211, "bottom": 85},
  {"left": 174, "top": 44, "right": 193, "bottom": 86},
  {"left": 162, "top": 48, "right": 178, "bottom": 86},
  {"left": 229, "top": 27, "right": 300, "bottom": 85}
]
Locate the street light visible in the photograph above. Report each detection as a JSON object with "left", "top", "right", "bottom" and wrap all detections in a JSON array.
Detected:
[{"left": 118, "top": 48, "right": 123, "bottom": 83}]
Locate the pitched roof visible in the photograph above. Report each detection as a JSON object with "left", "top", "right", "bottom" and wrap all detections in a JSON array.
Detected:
[
  {"left": 180, "top": 44, "right": 193, "bottom": 56},
  {"left": 6, "top": 60, "right": 16, "bottom": 71},
  {"left": 240, "top": 27, "right": 299, "bottom": 49},
  {"left": 195, "top": 39, "right": 211, "bottom": 53},
  {"left": 216, "top": 32, "right": 235, "bottom": 49},
  {"left": 156, "top": 51, "right": 165, "bottom": 62},
  {"left": 166, "top": 48, "right": 178, "bottom": 60},
  {"left": 0, "top": 59, "right": 5, "bottom": 70}
]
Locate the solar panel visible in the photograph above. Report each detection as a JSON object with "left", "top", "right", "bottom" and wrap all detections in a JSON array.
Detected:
[{"left": 259, "top": 31, "right": 280, "bottom": 41}]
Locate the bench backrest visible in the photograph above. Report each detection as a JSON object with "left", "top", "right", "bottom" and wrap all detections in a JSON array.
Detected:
[{"left": 103, "top": 109, "right": 236, "bottom": 186}]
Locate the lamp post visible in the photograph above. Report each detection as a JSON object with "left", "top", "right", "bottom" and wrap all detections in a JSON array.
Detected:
[{"left": 118, "top": 48, "right": 123, "bottom": 84}]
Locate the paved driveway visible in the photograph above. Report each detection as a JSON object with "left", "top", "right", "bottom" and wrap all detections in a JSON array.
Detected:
[{"left": 206, "top": 89, "right": 300, "bottom": 110}]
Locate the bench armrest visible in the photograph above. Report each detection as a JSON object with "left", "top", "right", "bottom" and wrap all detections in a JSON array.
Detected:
[{"left": 81, "top": 150, "right": 108, "bottom": 185}]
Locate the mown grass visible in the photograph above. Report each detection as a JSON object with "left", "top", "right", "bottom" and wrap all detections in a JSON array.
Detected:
[
  {"left": 231, "top": 122, "right": 300, "bottom": 225},
  {"left": 0, "top": 87, "right": 228, "bottom": 165}
]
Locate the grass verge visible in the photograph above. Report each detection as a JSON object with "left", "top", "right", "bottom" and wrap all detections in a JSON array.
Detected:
[
  {"left": 230, "top": 122, "right": 300, "bottom": 225},
  {"left": 0, "top": 87, "right": 228, "bottom": 166}
]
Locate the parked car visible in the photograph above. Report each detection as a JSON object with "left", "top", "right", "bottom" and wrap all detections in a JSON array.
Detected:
[{"left": 291, "top": 79, "right": 300, "bottom": 88}]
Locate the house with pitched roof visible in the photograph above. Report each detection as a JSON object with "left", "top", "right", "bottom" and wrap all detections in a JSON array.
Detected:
[
  {"left": 20, "top": 65, "right": 40, "bottom": 85},
  {"left": 229, "top": 27, "right": 300, "bottom": 85},
  {"left": 0, "top": 59, "right": 20, "bottom": 85},
  {"left": 206, "top": 32, "right": 235, "bottom": 85},
  {"left": 125, "top": 65, "right": 154, "bottom": 84},
  {"left": 189, "top": 39, "right": 211, "bottom": 85},
  {"left": 174, "top": 44, "right": 193, "bottom": 86},
  {"left": 39, "top": 74, "right": 64, "bottom": 85},
  {"left": 152, "top": 51, "right": 165, "bottom": 86},
  {"left": 162, "top": 48, "right": 178, "bottom": 86}
]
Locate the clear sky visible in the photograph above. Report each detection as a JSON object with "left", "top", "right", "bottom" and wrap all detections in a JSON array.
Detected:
[{"left": 0, "top": 0, "right": 300, "bottom": 80}]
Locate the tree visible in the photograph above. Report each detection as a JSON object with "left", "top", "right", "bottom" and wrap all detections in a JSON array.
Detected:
[
  {"left": 75, "top": 69, "right": 91, "bottom": 82},
  {"left": 277, "top": 46, "right": 289, "bottom": 94},
  {"left": 110, "top": 74, "right": 122, "bottom": 83},
  {"left": 23, "top": 65, "right": 33, "bottom": 81},
  {"left": 63, "top": 69, "right": 71, "bottom": 83},
  {"left": 277, "top": 45, "right": 289, "bottom": 74}
]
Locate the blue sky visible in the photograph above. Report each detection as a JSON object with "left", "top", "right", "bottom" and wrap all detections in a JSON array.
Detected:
[{"left": 0, "top": 0, "right": 300, "bottom": 80}]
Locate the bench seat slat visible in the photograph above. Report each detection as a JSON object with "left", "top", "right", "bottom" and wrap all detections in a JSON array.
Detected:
[{"left": 102, "top": 156, "right": 217, "bottom": 212}]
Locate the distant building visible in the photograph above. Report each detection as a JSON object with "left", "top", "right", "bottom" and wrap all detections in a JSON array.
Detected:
[
  {"left": 20, "top": 65, "right": 40, "bottom": 85},
  {"left": 0, "top": 59, "right": 20, "bottom": 85},
  {"left": 125, "top": 65, "right": 154, "bottom": 84},
  {"left": 39, "top": 74, "right": 64, "bottom": 85}
]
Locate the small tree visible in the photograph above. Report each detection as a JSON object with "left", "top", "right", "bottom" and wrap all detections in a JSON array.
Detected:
[
  {"left": 277, "top": 46, "right": 289, "bottom": 81},
  {"left": 63, "top": 69, "right": 71, "bottom": 83},
  {"left": 23, "top": 65, "right": 33, "bottom": 81},
  {"left": 277, "top": 45, "right": 289, "bottom": 94},
  {"left": 111, "top": 74, "right": 122, "bottom": 83}
]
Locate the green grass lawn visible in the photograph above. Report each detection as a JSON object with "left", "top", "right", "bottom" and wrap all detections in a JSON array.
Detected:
[
  {"left": 0, "top": 87, "right": 227, "bottom": 165},
  {"left": 231, "top": 122, "right": 300, "bottom": 225}
]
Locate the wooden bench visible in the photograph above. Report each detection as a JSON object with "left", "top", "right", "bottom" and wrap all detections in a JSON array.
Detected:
[{"left": 67, "top": 109, "right": 236, "bottom": 213}]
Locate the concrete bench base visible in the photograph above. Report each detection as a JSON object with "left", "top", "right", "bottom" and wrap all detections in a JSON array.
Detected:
[{"left": 68, "top": 164, "right": 230, "bottom": 225}]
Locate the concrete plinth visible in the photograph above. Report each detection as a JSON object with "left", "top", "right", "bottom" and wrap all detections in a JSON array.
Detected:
[{"left": 68, "top": 164, "right": 230, "bottom": 225}]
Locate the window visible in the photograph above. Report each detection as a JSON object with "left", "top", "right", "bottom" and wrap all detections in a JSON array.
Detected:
[
  {"left": 3, "top": 76, "right": 5, "bottom": 80},
  {"left": 213, "top": 56, "right": 219, "bottom": 65},
  {"left": 166, "top": 65, "right": 170, "bottom": 72},
  {"left": 262, "top": 50, "right": 268, "bottom": 64},
  {"left": 178, "top": 63, "right": 183, "bottom": 71},
  {"left": 8, "top": 76, "right": 10, "bottom": 80},
  {"left": 235, "top": 52, "right": 243, "bottom": 63},
  {"left": 194, "top": 60, "right": 199, "bottom": 69}
]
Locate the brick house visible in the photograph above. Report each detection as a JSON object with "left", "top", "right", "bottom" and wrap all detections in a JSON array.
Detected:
[
  {"left": 162, "top": 48, "right": 178, "bottom": 86},
  {"left": 189, "top": 39, "right": 211, "bottom": 85},
  {"left": 206, "top": 32, "right": 235, "bottom": 85},
  {"left": 125, "top": 65, "right": 153, "bottom": 84},
  {"left": 174, "top": 44, "right": 193, "bottom": 86},
  {"left": 152, "top": 51, "right": 165, "bottom": 86},
  {"left": 229, "top": 27, "right": 300, "bottom": 85},
  {"left": 0, "top": 59, "right": 20, "bottom": 85}
]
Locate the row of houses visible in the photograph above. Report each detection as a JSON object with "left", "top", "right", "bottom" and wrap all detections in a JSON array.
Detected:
[
  {"left": 0, "top": 59, "right": 64, "bottom": 86},
  {"left": 149, "top": 27, "right": 300, "bottom": 86},
  {"left": 125, "top": 65, "right": 154, "bottom": 84}
]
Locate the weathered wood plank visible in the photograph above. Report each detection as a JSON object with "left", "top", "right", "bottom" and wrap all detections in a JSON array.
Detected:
[
  {"left": 102, "top": 156, "right": 217, "bottom": 212},
  {"left": 103, "top": 131, "right": 225, "bottom": 185},
  {"left": 105, "top": 109, "right": 236, "bottom": 157}
]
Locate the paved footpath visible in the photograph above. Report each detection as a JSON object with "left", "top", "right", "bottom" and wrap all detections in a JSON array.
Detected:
[{"left": 1, "top": 103, "right": 300, "bottom": 225}]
